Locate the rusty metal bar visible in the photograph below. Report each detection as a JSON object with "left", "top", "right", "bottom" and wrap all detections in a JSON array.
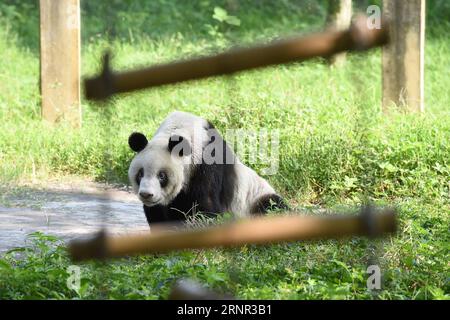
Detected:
[
  {"left": 68, "top": 208, "right": 396, "bottom": 262},
  {"left": 84, "top": 16, "right": 389, "bottom": 100}
]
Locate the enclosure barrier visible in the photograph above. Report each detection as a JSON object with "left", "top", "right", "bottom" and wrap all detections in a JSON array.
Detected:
[
  {"left": 84, "top": 15, "right": 389, "bottom": 100},
  {"left": 68, "top": 207, "right": 396, "bottom": 262}
]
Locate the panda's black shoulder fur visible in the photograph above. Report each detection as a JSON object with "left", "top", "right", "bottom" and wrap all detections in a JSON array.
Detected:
[{"left": 144, "top": 120, "right": 237, "bottom": 224}]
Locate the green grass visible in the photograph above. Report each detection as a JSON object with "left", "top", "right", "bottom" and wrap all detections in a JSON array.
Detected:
[{"left": 0, "top": 1, "right": 449, "bottom": 299}]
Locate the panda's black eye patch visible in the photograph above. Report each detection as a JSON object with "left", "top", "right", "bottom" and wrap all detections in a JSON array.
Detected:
[
  {"left": 136, "top": 168, "right": 144, "bottom": 185},
  {"left": 157, "top": 170, "right": 168, "bottom": 188}
]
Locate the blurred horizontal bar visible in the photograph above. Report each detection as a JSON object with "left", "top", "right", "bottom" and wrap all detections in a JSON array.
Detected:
[
  {"left": 68, "top": 207, "right": 396, "bottom": 262},
  {"left": 84, "top": 16, "right": 389, "bottom": 100}
]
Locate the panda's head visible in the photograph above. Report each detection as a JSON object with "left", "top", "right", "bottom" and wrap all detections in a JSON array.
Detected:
[{"left": 127, "top": 132, "right": 192, "bottom": 207}]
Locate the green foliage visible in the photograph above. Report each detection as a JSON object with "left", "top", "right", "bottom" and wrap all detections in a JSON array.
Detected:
[
  {"left": 0, "top": 0, "right": 449, "bottom": 300},
  {"left": 212, "top": 6, "right": 241, "bottom": 26}
]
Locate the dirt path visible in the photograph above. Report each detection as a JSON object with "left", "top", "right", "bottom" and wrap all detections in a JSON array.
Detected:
[{"left": 0, "top": 181, "right": 149, "bottom": 253}]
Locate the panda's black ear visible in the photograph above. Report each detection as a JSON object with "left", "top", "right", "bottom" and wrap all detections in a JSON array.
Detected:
[
  {"left": 128, "top": 132, "right": 148, "bottom": 152},
  {"left": 168, "top": 135, "right": 191, "bottom": 157}
]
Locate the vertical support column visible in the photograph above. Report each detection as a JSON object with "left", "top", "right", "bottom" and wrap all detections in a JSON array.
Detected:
[
  {"left": 382, "top": 0, "right": 426, "bottom": 112},
  {"left": 327, "top": 0, "right": 353, "bottom": 67},
  {"left": 40, "top": 0, "right": 81, "bottom": 127}
]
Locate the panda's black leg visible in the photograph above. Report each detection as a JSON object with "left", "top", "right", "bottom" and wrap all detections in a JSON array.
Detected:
[
  {"left": 250, "top": 194, "right": 289, "bottom": 215},
  {"left": 144, "top": 204, "right": 190, "bottom": 226},
  {"left": 143, "top": 204, "right": 169, "bottom": 226}
]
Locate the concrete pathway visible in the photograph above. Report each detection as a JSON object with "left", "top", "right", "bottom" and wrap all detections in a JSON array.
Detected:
[{"left": 0, "top": 182, "right": 149, "bottom": 253}]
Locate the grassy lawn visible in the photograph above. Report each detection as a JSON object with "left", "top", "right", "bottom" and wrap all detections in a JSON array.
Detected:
[{"left": 0, "top": 1, "right": 449, "bottom": 299}]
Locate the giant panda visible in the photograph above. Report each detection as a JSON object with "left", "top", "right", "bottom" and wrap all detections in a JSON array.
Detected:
[{"left": 127, "top": 111, "right": 287, "bottom": 226}]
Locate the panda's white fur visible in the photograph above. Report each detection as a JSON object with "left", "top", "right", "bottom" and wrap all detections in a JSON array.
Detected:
[
  {"left": 226, "top": 163, "right": 277, "bottom": 217},
  {"left": 128, "top": 111, "right": 286, "bottom": 225}
]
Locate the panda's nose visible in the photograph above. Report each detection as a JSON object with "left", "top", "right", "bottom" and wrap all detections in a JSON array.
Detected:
[{"left": 139, "top": 192, "right": 153, "bottom": 200}]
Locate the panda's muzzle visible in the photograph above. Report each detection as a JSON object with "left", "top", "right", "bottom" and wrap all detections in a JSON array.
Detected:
[{"left": 139, "top": 192, "right": 154, "bottom": 200}]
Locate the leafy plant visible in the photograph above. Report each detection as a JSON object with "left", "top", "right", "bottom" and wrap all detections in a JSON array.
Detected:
[{"left": 212, "top": 6, "right": 241, "bottom": 26}]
